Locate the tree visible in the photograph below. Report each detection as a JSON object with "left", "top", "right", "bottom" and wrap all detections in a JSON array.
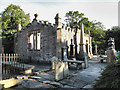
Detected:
[
  {"left": 65, "top": 11, "right": 106, "bottom": 54},
  {"left": 65, "top": 11, "right": 92, "bottom": 33},
  {"left": 105, "top": 26, "right": 120, "bottom": 51},
  {"left": 0, "top": 4, "right": 30, "bottom": 53},
  {"left": 90, "top": 20, "right": 106, "bottom": 54}
]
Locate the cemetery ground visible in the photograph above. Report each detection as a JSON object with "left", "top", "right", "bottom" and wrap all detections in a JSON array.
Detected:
[{"left": 5, "top": 55, "right": 107, "bottom": 89}]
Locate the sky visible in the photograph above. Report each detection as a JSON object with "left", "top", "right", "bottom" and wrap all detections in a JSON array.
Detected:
[{"left": 0, "top": 0, "right": 119, "bottom": 29}]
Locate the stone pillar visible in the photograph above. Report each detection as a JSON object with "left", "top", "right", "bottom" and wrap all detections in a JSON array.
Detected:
[
  {"left": 87, "top": 30, "right": 91, "bottom": 57},
  {"left": 70, "top": 39, "right": 74, "bottom": 58},
  {"left": 107, "top": 37, "right": 116, "bottom": 63},
  {"left": 95, "top": 45, "right": 98, "bottom": 55},
  {"left": 66, "top": 41, "right": 69, "bottom": 58},
  {"left": 79, "top": 23, "right": 88, "bottom": 68},
  {"left": 90, "top": 37, "right": 93, "bottom": 57},
  {"left": 75, "top": 27, "right": 78, "bottom": 58}
]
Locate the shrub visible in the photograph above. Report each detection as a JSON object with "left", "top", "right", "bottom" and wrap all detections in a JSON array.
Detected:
[{"left": 93, "top": 59, "right": 120, "bottom": 88}]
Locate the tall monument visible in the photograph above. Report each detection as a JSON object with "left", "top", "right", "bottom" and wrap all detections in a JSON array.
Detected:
[{"left": 79, "top": 23, "right": 88, "bottom": 68}]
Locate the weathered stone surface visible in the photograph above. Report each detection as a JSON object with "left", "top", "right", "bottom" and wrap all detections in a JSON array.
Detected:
[
  {"left": 63, "top": 85, "right": 76, "bottom": 88},
  {"left": 55, "top": 61, "right": 64, "bottom": 81},
  {"left": 83, "top": 84, "right": 92, "bottom": 88},
  {"left": 37, "top": 73, "right": 55, "bottom": 81},
  {"left": 107, "top": 37, "right": 116, "bottom": 63},
  {"left": 59, "top": 79, "right": 87, "bottom": 88},
  {"left": 63, "top": 61, "right": 69, "bottom": 77},
  {"left": 43, "top": 80, "right": 63, "bottom": 87},
  {"left": 51, "top": 57, "right": 60, "bottom": 70},
  {"left": 107, "top": 49, "right": 116, "bottom": 63},
  {"left": 55, "top": 61, "right": 69, "bottom": 81},
  {"left": 21, "top": 79, "right": 54, "bottom": 88}
]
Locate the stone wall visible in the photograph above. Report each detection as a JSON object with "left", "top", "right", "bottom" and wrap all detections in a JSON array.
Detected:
[
  {"left": 56, "top": 24, "right": 93, "bottom": 60},
  {"left": 14, "top": 13, "right": 93, "bottom": 62},
  {"left": 14, "top": 19, "right": 57, "bottom": 62}
]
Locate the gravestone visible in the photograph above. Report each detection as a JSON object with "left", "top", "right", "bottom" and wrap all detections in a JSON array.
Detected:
[
  {"left": 54, "top": 45, "right": 69, "bottom": 81},
  {"left": 107, "top": 37, "right": 116, "bottom": 63},
  {"left": 55, "top": 61, "right": 69, "bottom": 81}
]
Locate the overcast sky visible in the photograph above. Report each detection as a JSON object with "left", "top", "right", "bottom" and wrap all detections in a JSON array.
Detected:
[{"left": 0, "top": 0, "right": 119, "bottom": 29}]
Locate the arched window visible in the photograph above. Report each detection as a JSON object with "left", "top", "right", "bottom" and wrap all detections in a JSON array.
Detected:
[{"left": 28, "top": 31, "right": 41, "bottom": 50}]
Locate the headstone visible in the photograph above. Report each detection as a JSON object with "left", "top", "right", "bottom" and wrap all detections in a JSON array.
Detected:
[
  {"left": 107, "top": 37, "right": 116, "bottom": 63},
  {"left": 55, "top": 61, "right": 69, "bottom": 81}
]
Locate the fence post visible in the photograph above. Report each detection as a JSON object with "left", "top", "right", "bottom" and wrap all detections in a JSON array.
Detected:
[
  {"left": 8, "top": 54, "right": 11, "bottom": 78},
  {"left": 18, "top": 54, "right": 21, "bottom": 71},
  {"left": 0, "top": 54, "right": 2, "bottom": 80},
  {"left": 3, "top": 54, "right": 5, "bottom": 79},
  {"left": 6, "top": 54, "right": 8, "bottom": 76},
  {"left": 16, "top": 54, "right": 18, "bottom": 73},
  {"left": 11, "top": 54, "right": 13, "bottom": 74},
  {"left": 13, "top": 53, "right": 16, "bottom": 72}
]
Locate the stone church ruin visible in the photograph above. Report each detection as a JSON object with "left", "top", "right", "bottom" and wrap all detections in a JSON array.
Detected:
[{"left": 14, "top": 13, "right": 93, "bottom": 62}]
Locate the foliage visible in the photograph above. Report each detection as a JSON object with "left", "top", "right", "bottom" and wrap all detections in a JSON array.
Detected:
[
  {"left": 65, "top": 11, "right": 106, "bottom": 54},
  {"left": 93, "top": 60, "right": 120, "bottom": 88},
  {"left": 105, "top": 26, "right": 120, "bottom": 51},
  {"left": 65, "top": 11, "right": 92, "bottom": 33},
  {"left": 90, "top": 21, "right": 106, "bottom": 54},
  {"left": 1, "top": 4, "right": 30, "bottom": 38},
  {"left": 0, "top": 4, "right": 30, "bottom": 53}
]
